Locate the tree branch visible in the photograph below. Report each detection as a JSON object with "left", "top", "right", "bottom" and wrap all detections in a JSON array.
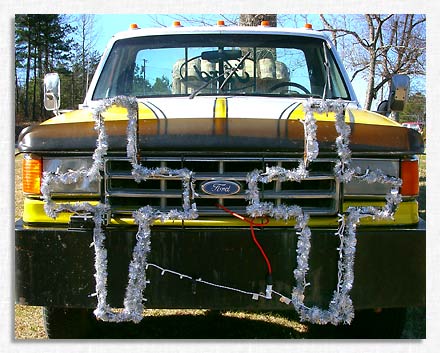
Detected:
[{"left": 350, "top": 66, "right": 369, "bottom": 81}]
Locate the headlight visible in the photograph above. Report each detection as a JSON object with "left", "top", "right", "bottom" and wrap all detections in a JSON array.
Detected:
[
  {"left": 344, "top": 158, "right": 399, "bottom": 197},
  {"left": 43, "top": 157, "right": 100, "bottom": 195}
]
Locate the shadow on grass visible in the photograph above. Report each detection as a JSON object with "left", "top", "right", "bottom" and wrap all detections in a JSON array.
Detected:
[
  {"left": 82, "top": 307, "right": 425, "bottom": 339},
  {"left": 87, "top": 310, "right": 307, "bottom": 339}
]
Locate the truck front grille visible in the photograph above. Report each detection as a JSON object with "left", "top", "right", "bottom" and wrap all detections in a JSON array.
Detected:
[{"left": 104, "top": 156, "right": 340, "bottom": 219}]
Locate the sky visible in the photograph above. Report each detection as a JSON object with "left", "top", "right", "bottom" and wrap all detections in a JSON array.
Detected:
[
  {"left": 94, "top": 14, "right": 235, "bottom": 52},
  {"left": 94, "top": 14, "right": 164, "bottom": 53},
  {"left": 94, "top": 14, "right": 319, "bottom": 53}
]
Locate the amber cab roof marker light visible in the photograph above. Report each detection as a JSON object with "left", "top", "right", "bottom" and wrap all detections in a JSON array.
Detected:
[
  {"left": 129, "top": 23, "right": 139, "bottom": 30},
  {"left": 304, "top": 23, "right": 313, "bottom": 30},
  {"left": 217, "top": 20, "right": 226, "bottom": 26},
  {"left": 172, "top": 21, "right": 182, "bottom": 27},
  {"left": 260, "top": 20, "right": 271, "bottom": 27}
]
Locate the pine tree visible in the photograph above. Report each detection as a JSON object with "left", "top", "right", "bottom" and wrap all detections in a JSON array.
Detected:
[{"left": 15, "top": 14, "right": 73, "bottom": 121}]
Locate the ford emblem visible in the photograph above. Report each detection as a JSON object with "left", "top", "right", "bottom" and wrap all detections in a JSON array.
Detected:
[{"left": 201, "top": 180, "right": 241, "bottom": 196}]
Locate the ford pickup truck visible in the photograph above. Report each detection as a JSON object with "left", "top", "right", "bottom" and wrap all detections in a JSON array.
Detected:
[{"left": 15, "top": 20, "right": 425, "bottom": 338}]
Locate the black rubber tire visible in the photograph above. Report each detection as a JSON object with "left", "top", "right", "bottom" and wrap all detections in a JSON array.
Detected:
[
  {"left": 307, "top": 308, "right": 407, "bottom": 338},
  {"left": 42, "top": 307, "right": 98, "bottom": 339},
  {"left": 348, "top": 308, "right": 407, "bottom": 338}
]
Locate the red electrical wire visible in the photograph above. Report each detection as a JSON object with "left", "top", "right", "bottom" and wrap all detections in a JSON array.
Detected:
[{"left": 216, "top": 203, "right": 272, "bottom": 275}]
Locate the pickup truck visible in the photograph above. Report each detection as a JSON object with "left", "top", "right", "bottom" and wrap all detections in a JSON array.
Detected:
[{"left": 15, "top": 20, "right": 425, "bottom": 338}]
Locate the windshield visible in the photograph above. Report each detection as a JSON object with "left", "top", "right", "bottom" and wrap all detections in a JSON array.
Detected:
[{"left": 92, "top": 33, "right": 350, "bottom": 100}]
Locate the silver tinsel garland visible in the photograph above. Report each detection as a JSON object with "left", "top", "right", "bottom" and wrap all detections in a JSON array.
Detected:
[
  {"left": 244, "top": 99, "right": 402, "bottom": 325},
  {"left": 40, "top": 96, "right": 403, "bottom": 325},
  {"left": 41, "top": 96, "right": 199, "bottom": 322}
]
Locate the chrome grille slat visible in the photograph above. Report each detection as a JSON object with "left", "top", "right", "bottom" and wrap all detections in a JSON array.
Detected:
[
  {"left": 109, "top": 190, "right": 184, "bottom": 198},
  {"left": 262, "top": 191, "right": 335, "bottom": 199},
  {"left": 107, "top": 172, "right": 335, "bottom": 181},
  {"left": 109, "top": 206, "right": 334, "bottom": 217},
  {"left": 104, "top": 156, "right": 340, "bottom": 218}
]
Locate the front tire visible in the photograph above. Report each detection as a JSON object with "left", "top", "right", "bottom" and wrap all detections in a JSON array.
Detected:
[
  {"left": 42, "top": 307, "right": 98, "bottom": 339},
  {"left": 308, "top": 308, "right": 407, "bottom": 338},
  {"left": 348, "top": 308, "right": 407, "bottom": 338}
]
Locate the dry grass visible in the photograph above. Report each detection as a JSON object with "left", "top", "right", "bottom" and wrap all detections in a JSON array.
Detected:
[
  {"left": 13, "top": 152, "right": 426, "bottom": 339},
  {"left": 14, "top": 306, "right": 46, "bottom": 340},
  {"left": 14, "top": 153, "right": 23, "bottom": 221}
]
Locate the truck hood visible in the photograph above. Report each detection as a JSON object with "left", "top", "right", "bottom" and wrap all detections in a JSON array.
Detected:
[
  {"left": 19, "top": 97, "right": 424, "bottom": 155},
  {"left": 42, "top": 96, "right": 398, "bottom": 126}
]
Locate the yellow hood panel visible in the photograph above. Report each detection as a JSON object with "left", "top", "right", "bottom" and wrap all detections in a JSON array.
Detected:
[
  {"left": 288, "top": 106, "right": 401, "bottom": 127},
  {"left": 41, "top": 103, "right": 157, "bottom": 125},
  {"left": 41, "top": 100, "right": 401, "bottom": 127}
]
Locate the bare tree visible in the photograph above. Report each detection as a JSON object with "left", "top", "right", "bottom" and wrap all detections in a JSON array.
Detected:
[
  {"left": 148, "top": 14, "right": 278, "bottom": 28},
  {"left": 239, "top": 14, "right": 277, "bottom": 27},
  {"left": 75, "top": 15, "right": 99, "bottom": 96},
  {"left": 320, "top": 14, "right": 425, "bottom": 110}
]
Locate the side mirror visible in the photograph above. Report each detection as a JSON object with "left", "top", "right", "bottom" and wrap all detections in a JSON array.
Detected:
[
  {"left": 388, "top": 74, "right": 410, "bottom": 112},
  {"left": 376, "top": 100, "right": 389, "bottom": 116},
  {"left": 43, "top": 73, "right": 61, "bottom": 114}
]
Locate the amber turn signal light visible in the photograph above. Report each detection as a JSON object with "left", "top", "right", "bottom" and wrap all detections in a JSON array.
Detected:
[
  {"left": 400, "top": 159, "right": 419, "bottom": 196},
  {"left": 22, "top": 155, "right": 42, "bottom": 194}
]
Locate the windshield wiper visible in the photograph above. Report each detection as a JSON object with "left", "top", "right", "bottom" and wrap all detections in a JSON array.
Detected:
[
  {"left": 188, "top": 72, "right": 226, "bottom": 99},
  {"left": 189, "top": 51, "right": 251, "bottom": 99},
  {"left": 322, "top": 42, "right": 333, "bottom": 100},
  {"left": 219, "top": 51, "right": 251, "bottom": 91}
]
